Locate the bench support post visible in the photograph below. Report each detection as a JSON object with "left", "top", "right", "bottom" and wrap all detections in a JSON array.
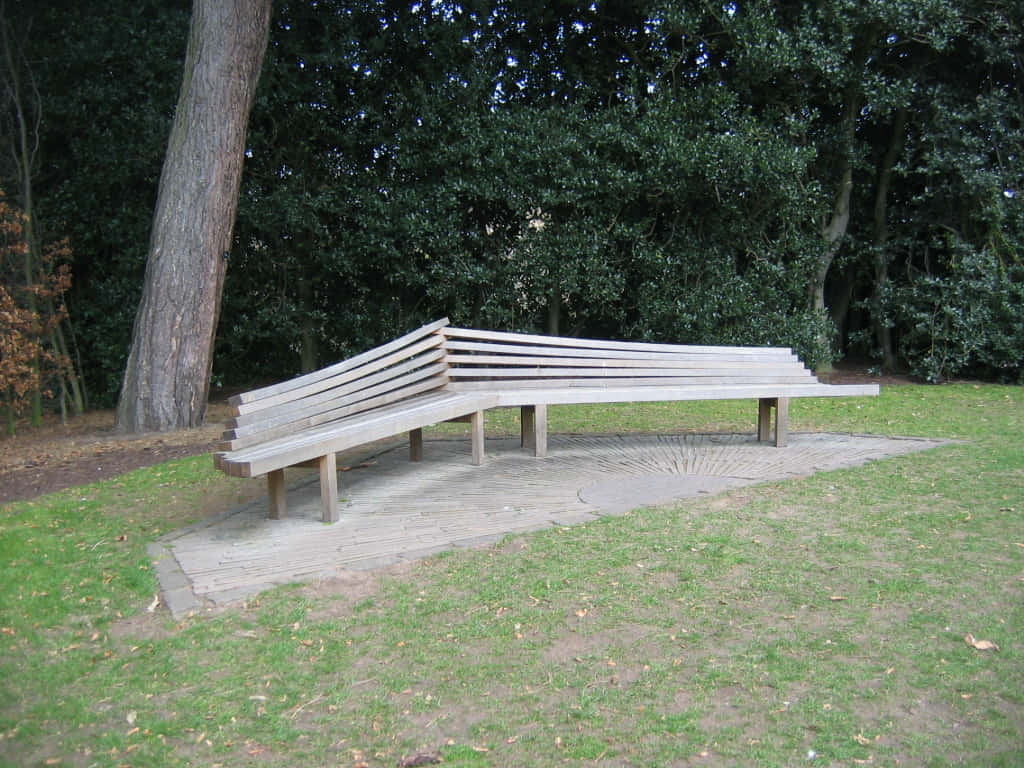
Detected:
[
  {"left": 267, "top": 469, "right": 286, "bottom": 519},
  {"left": 775, "top": 397, "right": 789, "bottom": 447},
  {"left": 319, "top": 453, "right": 339, "bottom": 523},
  {"left": 520, "top": 405, "right": 549, "bottom": 457},
  {"left": 470, "top": 410, "right": 485, "bottom": 465},
  {"left": 521, "top": 406, "right": 534, "bottom": 449},
  {"left": 409, "top": 428, "right": 423, "bottom": 461},
  {"left": 758, "top": 397, "right": 789, "bottom": 448}
]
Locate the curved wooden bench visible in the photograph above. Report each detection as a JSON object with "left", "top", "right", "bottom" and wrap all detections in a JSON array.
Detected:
[{"left": 215, "top": 318, "right": 879, "bottom": 521}]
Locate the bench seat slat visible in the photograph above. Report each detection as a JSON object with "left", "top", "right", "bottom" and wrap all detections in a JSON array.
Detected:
[
  {"left": 230, "top": 350, "right": 447, "bottom": 429},
  {"left": 234, "top": 335, "right": 446, "bottom": 416},
  {"left": 444, "top": 339, "right": 798, "bottom": 362},
  {"left": 216, "top": 391, "right": 497, "bottom": 478},
  {"left": 230, "top": 318, "right": 449, "bottom": 406},
  {"left": 220, "top": 369, "right": 450, "bottom": 450},
  {"left": 447, "top": 368, "right": 815, "bottom": 383},
  {"left": 482, "top": 383, "right": 881, "bottom": 407},
  {"left": 446, "top": 326, "right": 790, "bottom": 355},
  {"left": 445, "top": 353, "right": 802, "bottom": 369}
]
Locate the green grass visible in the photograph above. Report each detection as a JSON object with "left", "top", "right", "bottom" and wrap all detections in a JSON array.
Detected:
[{"left": 1, "top": 384, "right": 1022, "bottom": 767}]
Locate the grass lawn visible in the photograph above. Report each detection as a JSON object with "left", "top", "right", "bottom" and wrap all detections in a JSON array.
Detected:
[{"left": 1, "top": 384, "right": 1021, "bottom": 767}]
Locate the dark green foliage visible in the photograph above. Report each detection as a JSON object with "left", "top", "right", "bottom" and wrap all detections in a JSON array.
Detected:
[
  {"left": 6, "top": 0, "right": 1021, "bottom": 401},
  {"left": 889, "top": 248, "right": 1024, "bottom": 383}
]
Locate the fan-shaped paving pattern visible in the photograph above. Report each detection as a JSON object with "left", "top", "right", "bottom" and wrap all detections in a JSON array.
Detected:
[{"left": 156, "top": 432, "right": 944, "bottom": 614}]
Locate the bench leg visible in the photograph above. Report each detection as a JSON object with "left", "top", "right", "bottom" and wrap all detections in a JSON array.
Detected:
[
  {"left": 520, "top": 404, "right": 548, "bottom": 457},
  {"left": 758, "top": 397, "right": 789, "bottom": 448},
  {"left": 409, "top": 428, "right": 423, "bottom": 461},
  {"left": 319, "top": 453, "right": 339, "bottom": 523},
  {"left": 758, "top": 399, "right": 773, "bottom": 442},
  {"left": 267, "top": 469, "right": 286, "bottom": 519},
  {"left": 774, "top": 397, "right": 789, "bottom": 448},
  {"left": 471, "top": 410, "right": 485, "bottom": 465},
  {"left": 521, "top": 405, "right": 535, "bottom": 449},
  {"left": 534, "top": 404, "right": 548, "bottom": 457}
]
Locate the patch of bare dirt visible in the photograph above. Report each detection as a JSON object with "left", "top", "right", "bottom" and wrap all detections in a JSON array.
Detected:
[{"left": 0, "top": 401, "right": 233, "bottom": 505}]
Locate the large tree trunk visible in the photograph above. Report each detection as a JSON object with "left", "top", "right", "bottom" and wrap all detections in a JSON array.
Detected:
[{"left": 116, "top": 0, "right": 272, "bottom": 432}]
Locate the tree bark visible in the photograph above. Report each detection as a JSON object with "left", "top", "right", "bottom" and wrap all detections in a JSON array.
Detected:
[
  {"left": 808, "top": 80, "right": 861, "bottom": 374},
  {"left": 116, "top": 0, "right": 272, "bottom": 432},
  {"left": 871, "top": 106, "right": 907, "bottom": 371}
]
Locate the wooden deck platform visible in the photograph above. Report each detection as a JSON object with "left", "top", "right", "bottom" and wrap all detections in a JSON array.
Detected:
[{"left": 152, "top": 431, "right": 946, "bottom": 617}]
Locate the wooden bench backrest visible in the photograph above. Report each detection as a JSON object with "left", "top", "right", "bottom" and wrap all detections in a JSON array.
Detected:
[
  {"left": 219, "top": 318, "right": 452, "bottom": 451},
  {"left": 443, "top": 326, "right": 818, "bottom": 391}
]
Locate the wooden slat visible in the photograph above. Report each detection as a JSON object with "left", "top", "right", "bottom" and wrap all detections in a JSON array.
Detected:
[
  {"left": 216, "top": 391, "right": 500, "bottom": 478},
  {"left": 446, "top": 364, "right": 806, "bottom": 378},
  {"left": 446, "top": 353, "right": 799, "bottom": 369},
  {"left": 230, "top": 318, "right": 449, "bottom": 407},
  {"left": 445, "top": 325, "right": 790, "bottom": 355},
  {"left": 219, "top": 370, "right": 449, "bottom": 451},
  {"left": 444, "top": 339, "right": 797, "bottom": 363},
  {"left": 446, "top": 368, "right": 815, "bottom": 384},
  {"left": 483, "top": 382, "right": 880, "bottom": 408},
  {"left": 231, "top": 348, "right": 446, "bottom": 429},
  {"left": 234, "top": 335, "right": 445, "bottom": 417}
]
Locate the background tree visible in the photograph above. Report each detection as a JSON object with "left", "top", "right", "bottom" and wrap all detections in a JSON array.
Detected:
[
  {"left": 0, "top": 3, "right": 83, "bottom": 424},
  {"left": 116, "top": 0, "right": 273, "bottom": 432},
  {"left": 0, "top": 190, "right": 71, "bottom": 433},
  {"left": 5, "top": 0, "right": 1020, "bottom": 417}
]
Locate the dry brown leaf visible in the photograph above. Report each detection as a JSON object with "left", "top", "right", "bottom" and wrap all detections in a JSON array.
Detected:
[
  {"left": 964, "top": 634, "right": 1000, "bottom": 651},
  {"left": 830, "top": 595, "right": 848, "bottom": 602}
]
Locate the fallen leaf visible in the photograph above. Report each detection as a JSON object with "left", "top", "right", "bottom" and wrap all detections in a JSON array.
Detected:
[
  {"left": 574, "top": 608, "right": 588, "bottom": 618},
  {"left": 146, "top": 594, "right": 160, "bottom": 613},
  {"left": 964, "top": 634, "right": 999, "bottom": 651},
  {"left": 830, "top": 596, "right": 848, "bottom": 602},
  {"left": 855, "top": 733, "right": 872, "bottom": 745}
]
